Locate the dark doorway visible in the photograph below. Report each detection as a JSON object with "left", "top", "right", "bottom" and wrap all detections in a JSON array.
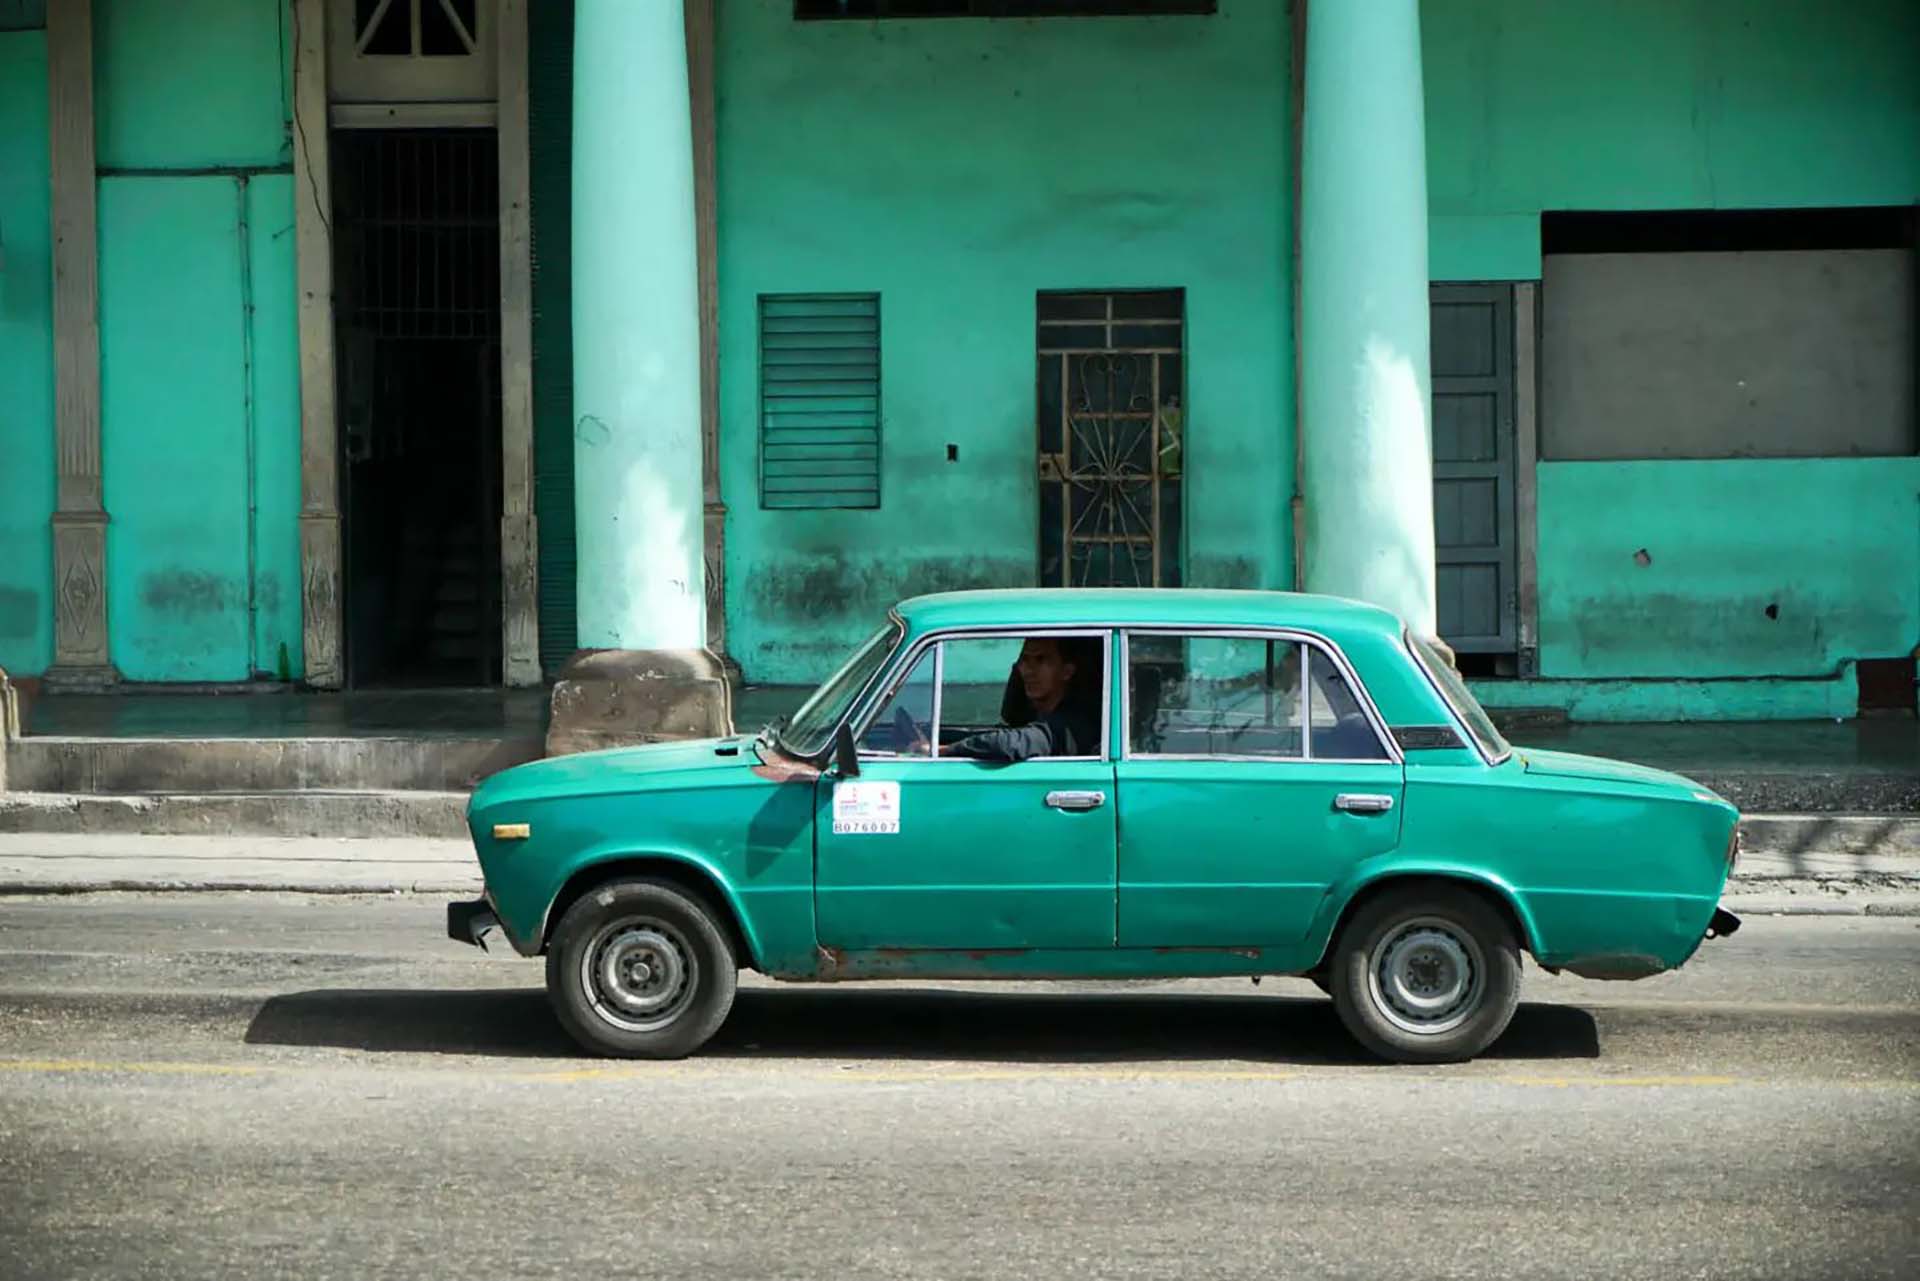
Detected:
[{"left": 332, "top": 128, "right": 503, "bottom": 687}]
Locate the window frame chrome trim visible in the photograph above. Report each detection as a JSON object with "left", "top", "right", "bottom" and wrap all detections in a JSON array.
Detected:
[{"left": 1116, "top": 626, "right": 1403, "bottom": 766}]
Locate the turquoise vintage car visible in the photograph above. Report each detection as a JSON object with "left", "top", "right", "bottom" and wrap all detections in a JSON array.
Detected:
[{"left": 449, "top": 589, "right": 1742, "bottom": 1063}]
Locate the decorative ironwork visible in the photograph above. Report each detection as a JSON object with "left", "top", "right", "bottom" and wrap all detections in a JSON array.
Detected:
[{"left": 1037, "top": 290, "right": 1184, "bottom": 588}]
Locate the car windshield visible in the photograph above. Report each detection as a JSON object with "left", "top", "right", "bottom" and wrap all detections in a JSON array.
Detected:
[
  {"left": 777, "top": 621, "right": 903, "bottom": 759},
  {"left": 1408, "top": 631, "right": 1512, "bottom": 763}
]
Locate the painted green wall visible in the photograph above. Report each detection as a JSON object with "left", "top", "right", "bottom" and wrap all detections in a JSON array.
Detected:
[
  {"left": 1422, "top": 0, "right": 1920, "bottom": 279},
  {"left": 246, "top": 174, "right": 303, "bottom": 680},
  {"left": 0, "top": 31, "right": 53, "bottom": 676},
  {"left": 1423, "top": 0, "right": 1920, "bottom": 709},
  {"left": 94, "top": 0, "right": 290, "bottom": 170},
  {"left": 1535, "top": 460, "right": 1920, "bottom": 680},
  {"left": 93, "top": 0, "right": 301, "bottom": 680},
  {"left": 716, "top": 0, "right": 1294, "bottom": 683}
]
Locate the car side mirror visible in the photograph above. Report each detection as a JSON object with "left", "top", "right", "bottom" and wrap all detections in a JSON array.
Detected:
[{"left": 833, "top": 722, "right": 861, "bottom": 778}]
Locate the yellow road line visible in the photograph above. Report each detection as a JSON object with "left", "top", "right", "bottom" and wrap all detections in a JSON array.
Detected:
[
  {"left": 0, "top": 1058, "right": 269, "bottom": 1077},
  {"left": 1, "top": 1057, "right": 1909, "bottom": 1092},
  {"left": 1500, "top": 1074, "right": 1742, "bottom": 1088}
]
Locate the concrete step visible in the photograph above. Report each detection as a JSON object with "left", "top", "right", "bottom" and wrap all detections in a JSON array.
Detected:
[
  {"left": 0, "top": 791, "right": 469, "bottom": 840},
  {"left": 1689, "top": 770, "right": 1920, "bottom": 816},
  {"left": 1736, "top": 813, "right": 1920, "bottom": 871},
  {"left": 5, "top": 734, "right": 539, "bottom": 795}
]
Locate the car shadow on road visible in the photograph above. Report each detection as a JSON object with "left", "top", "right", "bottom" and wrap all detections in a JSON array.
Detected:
[{"left": 244, "top": 985, "right": 1600, "bottom": 1064}]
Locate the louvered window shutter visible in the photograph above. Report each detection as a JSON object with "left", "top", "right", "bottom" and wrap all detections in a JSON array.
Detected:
[{"left": 759, "top": 294, "right": 881, "bottom": 510}]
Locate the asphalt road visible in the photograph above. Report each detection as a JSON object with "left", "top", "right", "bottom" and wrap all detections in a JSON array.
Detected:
[{"left": 0, "top": 895, "right": 1915, "bottom": 1281}]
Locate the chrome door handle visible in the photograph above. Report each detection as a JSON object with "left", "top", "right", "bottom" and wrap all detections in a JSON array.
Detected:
[
  {"left": 1334, "top": 793, "right": 1395, "bottom": 814},
  {"left": 1045, "top": 790, "right": 1107, "bottom": 811}
]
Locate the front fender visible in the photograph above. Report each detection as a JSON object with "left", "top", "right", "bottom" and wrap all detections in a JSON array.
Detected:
[
  {"left": 1304, "top": 855, "right": 1545, "bottom": 968},
  {"left": 526, "top": 843, "right": 773, "bottom": 969}
]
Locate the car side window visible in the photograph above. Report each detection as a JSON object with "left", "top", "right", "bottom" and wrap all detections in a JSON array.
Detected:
[
  {"left": 1127, "top": 633, "right": 1390, "bottom": 761},
  {"left": 1306, "top": 650, "right": 1392, "bottom": 761},
  {"left": 1128, "top": 635, "right": 1304, "bottom": 758},
  {"left": 858, "top": 649, "right": 934, "bottom": 757},
  {"left": 860, "top": 632, "right": 1109, "bottom": 761}
]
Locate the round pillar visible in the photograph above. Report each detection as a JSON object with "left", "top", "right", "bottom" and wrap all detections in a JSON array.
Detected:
[
  {"left": 1300, "top": 0, "right": 1438, "bottom": 636},
  {"left": 571, "top": 0, "right": 705, "bottom": 652},
  {"left": 553, "top": 0, "right": 728, "bottom": 754}
]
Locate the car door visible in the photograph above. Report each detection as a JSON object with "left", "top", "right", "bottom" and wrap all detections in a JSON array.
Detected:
[
  {"left": 1114, "top": 630, "right": 1404, "bottom": 948},
  {"left": 813, "top": 630, "right": 1118, "bottom": 951}
]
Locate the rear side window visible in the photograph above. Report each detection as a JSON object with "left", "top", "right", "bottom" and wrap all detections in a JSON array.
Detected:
[{"left": 1126, "top": 633, "right": 1390, "bottom": 761}]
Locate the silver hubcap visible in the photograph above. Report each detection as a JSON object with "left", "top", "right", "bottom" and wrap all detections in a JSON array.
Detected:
[
  {"left": 1368, "top": 917, "right": 1484, "bottom": 1036},
  {"left": 582, "top": 918, "right": 698, "bottom": 1033}
]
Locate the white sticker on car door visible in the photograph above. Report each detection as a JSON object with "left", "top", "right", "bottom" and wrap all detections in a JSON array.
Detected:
[{"left": 832, "top": 780, "right": 901, "bottom": 835}]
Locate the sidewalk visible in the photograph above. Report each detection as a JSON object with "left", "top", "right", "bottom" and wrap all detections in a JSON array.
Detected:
[{"left": 1, "top": 831, "right": 1914, "bottom": 915}]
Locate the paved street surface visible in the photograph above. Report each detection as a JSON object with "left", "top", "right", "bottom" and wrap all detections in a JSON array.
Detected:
[{"left": 0, "top": 895, "right": 1914, "bottom": 1280}]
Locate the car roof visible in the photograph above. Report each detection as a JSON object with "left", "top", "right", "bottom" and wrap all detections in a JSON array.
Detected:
[{"left": 892, "top": 588, "right": 1406, "bottom": 641}]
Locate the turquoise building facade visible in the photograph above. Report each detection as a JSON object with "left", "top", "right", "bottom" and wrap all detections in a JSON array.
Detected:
[{"left": 1, "top": 0, "right": 1915, "bottom": 724}]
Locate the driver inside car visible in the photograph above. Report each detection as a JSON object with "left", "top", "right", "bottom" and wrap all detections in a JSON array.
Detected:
[{"left": 906, "top": 636, "right": 1101, "bottom": 762}]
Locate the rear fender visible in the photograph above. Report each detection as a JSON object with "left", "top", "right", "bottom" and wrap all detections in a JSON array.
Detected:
[{"left": 1306, "top": 857, "right": 1543, "bottom": 968}]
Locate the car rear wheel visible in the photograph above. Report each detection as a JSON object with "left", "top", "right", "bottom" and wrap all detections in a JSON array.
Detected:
[
  {"left": 546, "top": 879, "right": 738, "bottom": 1059},
  {"left": 1326, "top": 884, "right": 1520, "bottom": 1063}
]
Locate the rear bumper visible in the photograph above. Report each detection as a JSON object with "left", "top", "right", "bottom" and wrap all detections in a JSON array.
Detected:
[{"left": 446, "top": 898, "right": 500, "bottom": 951}]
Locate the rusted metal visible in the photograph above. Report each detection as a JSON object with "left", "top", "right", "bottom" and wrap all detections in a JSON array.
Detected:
[{"left": 1037, "top": 291, "right": 1184, "bottom": 588}]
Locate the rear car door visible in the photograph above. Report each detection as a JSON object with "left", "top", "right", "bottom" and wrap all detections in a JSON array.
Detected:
[{"left": 1114, "top": 630, "right": 1404, "bottom": 947}]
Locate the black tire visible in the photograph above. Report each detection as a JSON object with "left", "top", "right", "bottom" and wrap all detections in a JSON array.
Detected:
[
  {"left": 545, "top": 878, "right": 738, "bottom": 1059},
  {"left": 1326, "top": 883, "right": 1521, "bottom": 1064}
]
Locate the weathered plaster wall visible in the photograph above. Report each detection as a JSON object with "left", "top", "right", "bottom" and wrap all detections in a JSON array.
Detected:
[
  {"left": 1424, "top": 0, "right": 1920, "bottom": 709},
  {"left": 0, "top": 31, "right": 54, "bottom": 676},
  {"left": 1422, "top": 0, "right": 1920, "bottom": 279},
  {"left": 94, "top": 0, "right": 290, "bottom": 170},
  {"left": 93, "top": 0, "right": 301, "bottom": 680},
  {"left": 1535, "top": 460, "right": 1920, "bottom": 680},
  {"left": 716, "top": 0, "right": 1292, "bottom": 682}
]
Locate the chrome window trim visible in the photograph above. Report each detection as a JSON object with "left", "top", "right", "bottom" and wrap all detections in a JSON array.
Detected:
[
  {"left": 845, "top": 625, "right": 1114, "bottom": 766},
  {"left": 1117, "top": 627, "right": 1403, "bottom": 766},
  {"left": 1401, "top": 627, "right": 1510, "bottom": 767}
]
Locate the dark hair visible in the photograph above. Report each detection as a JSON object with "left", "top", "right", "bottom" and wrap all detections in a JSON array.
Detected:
[{"left": 1000, "top": 635, "right": 1102, "bottom": 726}]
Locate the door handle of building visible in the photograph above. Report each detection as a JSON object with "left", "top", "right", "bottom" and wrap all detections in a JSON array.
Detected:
[
  {"left": 1045, "top": 790, "right": 1107, "bottom": 812},
  {"left": 1334, "top": 793, "right": 1395, "bottom": 814}
]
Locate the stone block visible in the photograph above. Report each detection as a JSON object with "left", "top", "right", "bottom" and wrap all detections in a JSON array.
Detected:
[{"left": 546, "top": 648, "right": 734, "bottom": 757}]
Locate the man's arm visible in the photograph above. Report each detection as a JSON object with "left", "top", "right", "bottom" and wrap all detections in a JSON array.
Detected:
[{"left": 942, "top": 720, "right": 1062, "bottom": 763}]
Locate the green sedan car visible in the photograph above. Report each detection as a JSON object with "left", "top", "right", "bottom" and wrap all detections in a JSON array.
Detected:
[{"left": 449, "top": 589, "right": 1742, "bottom": 1063}]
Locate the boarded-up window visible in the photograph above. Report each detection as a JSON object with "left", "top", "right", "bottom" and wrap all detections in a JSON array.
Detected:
[
  {"left": 1541, "top": 209, "right": 1917, "bottom": 460},
  {"left": 759, "top": 294, "right": 882, "bottom": 510}
]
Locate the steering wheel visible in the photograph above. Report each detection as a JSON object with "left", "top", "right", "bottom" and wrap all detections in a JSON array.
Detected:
[{"left": 892, "top": 706, "right": 928, "bottom": 753}]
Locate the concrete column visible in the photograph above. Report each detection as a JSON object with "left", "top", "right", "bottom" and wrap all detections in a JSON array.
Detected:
[
  {"left": 1299, "top": 0, "right": 1438, "bottom": 637},
  {"left": 44, "top": 0, "right": 117, "bottom": 690},
  {"left": 548, "top": 0, "right": 728, "bottom": 753}
]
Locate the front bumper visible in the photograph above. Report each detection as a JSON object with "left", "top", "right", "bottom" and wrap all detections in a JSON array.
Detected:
[
  {"left": 446, "top": 898, "right": 501, "bottom": 951},
  {"left": 1705, "top": 906, "right": 1742, "bottom": 940}
]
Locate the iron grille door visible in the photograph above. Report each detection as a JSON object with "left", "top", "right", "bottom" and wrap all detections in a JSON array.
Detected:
[
  {"left": 1429, "top": 284, "right": 1518, "bottom": 654},
  {"left": 1037, "top": 290, "right": 1184, "bottom": 588}
]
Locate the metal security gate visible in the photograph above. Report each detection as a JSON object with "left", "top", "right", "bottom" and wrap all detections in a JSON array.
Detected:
[
  {"left": 1037, "top": 290, "right": 1185, "bottom": 587},
  {"left": 1429, "top": 284, "right": 1518, "bottom": 655},
  {"left": 332, "top": 128, "right": 503, "bottom": 686}
]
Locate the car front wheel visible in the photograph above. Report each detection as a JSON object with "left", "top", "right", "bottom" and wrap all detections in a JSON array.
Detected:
[
  {"left": 1326, "top": 884, "right": 1521, "bottom": 1064},
  {"left": 546, "top": 879, "right": 738, "bottom": 1059}
]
